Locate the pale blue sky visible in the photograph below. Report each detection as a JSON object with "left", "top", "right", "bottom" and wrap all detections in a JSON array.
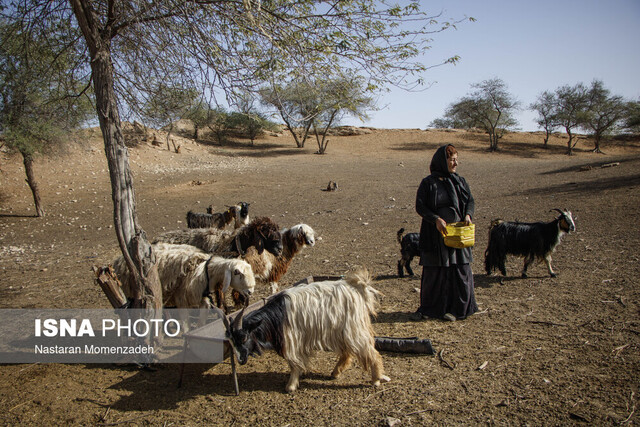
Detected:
[{"left": 346, "top": 0, "right": 640, "bottom": 131}]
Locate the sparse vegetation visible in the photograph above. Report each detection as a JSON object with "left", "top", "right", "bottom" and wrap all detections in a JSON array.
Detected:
[{"left": 430, "top": 78, "right": 520, "bottom": 151}]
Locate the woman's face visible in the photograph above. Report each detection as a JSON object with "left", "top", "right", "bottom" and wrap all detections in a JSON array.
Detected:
[{"left": 447, "top": 153, "right": 458, "bottom": 173}]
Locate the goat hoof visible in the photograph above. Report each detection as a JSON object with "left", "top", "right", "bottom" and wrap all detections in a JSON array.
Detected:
[
  {"left": 550, "top": 273, "right": 557, "bottom": 278},
  {"left": 373, "top": 375, "right": 391, "bottom": 387},
  {"left": 521, "top": 273, "right": 528, "bottom": 278}
]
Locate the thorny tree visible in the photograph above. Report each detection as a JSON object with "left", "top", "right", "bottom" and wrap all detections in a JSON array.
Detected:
[
  {"left": 0, "top": 19, "right": 92, "bottom": 218},
  {"left": 4, "top": 0, "right": 471, "bottom": 307},
  {"left": 530, "top": 91, "right": 559, "bottom": 148},
  {"left": 438, "top": 78, "right": 520, "bottom": 151}
]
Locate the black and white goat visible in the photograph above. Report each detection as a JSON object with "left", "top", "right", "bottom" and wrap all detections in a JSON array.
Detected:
[
  {"left": 220, "top": 268, "right": 390, "bottom": 393},
  {"left": 484, "top": 209, "right": 576, "bottom": 278},
  {"left": 186, "top": 202, "right": 250, "bottom": 229},
  {"left": 154, "top": 216, "right": 283, "bottom": 258},
  {"left": 397, "top": 228, "right": 420, "bottom": 277}
]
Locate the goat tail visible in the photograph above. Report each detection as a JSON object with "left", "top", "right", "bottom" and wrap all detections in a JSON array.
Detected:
[
  {"left": 397, "top": 228, "right": 405, "bottom": 244},
  {"left": 485, "top": 221, "right": 505, "bottom": 275},
  {"left": 344, "top": 267, "right": 381, "bottom": 316}
]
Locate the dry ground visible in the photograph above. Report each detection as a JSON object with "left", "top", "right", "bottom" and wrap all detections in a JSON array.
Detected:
[{"left": 0, "top": 126, "right": 639, "bottom": 425}]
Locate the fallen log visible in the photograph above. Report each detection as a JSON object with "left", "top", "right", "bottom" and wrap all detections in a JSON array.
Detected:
[{"left": 374, "top": 336, "right": 435, "bottom": 354}]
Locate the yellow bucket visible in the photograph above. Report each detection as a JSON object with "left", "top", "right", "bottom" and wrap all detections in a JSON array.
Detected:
[{"left": 442, "top": 222, "right": 475, "bottom": 248}]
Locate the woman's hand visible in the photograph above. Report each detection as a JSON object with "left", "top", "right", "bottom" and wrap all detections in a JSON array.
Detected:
[
  {"left": 436, "top": 217, "right": 448, "bottom": 235},
  {"left": 464, "top": 215, "right": 472, "bottom": 226}
]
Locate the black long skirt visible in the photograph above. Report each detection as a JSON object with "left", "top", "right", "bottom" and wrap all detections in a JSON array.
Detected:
[{"left": 418, "top": 264, "right": 478, "bottom": 320}]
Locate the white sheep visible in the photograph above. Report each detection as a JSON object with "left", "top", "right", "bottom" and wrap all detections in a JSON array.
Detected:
[{"left": 113, "top": 243, "right": 255, "bottom": 311}]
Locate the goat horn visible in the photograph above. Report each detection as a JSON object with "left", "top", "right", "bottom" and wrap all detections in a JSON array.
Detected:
[
  {"left": 232, "top": 306, "right": 246, "bottom": 330},
  {"left": 550, "top": 208, "right": 564, "bottom": 215}
]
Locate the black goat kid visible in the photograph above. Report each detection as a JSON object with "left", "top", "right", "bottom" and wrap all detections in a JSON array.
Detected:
[
  {"left": 397, "top": 228, "right": 420, "bottom": 277},
  {"left": 484, "top": 209, "right": 575, "bottom": 278}
]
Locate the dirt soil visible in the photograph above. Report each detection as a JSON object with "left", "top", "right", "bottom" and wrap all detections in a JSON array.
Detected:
[{"left": 1, "top": 126, "right": 639, "bottom": 425}]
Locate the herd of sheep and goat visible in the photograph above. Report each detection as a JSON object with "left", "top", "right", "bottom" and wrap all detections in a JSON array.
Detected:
[{"left": 109, "top": 202, "right": 575, "bottom": 392}]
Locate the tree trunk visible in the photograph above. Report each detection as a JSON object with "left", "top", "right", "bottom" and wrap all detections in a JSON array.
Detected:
[
  {"left": 21, "top": 151, "right": 45, "bottom": 217},
  {"left": 543, "top": 129, "right": 550, "bottom": 148},
  {"left": 593, "top": 132, "right": 603, "bottom": 153},
  {"left": 166, "top": 123, "right": 174, "bottom": 150},
  {"left": 70, "top": 0, "right": 162, "bottom": 310},
  {"left": 566, "top": 128, "right": 574, "bottom": 155}
]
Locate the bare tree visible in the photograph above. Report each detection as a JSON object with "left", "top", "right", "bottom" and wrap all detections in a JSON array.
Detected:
[{"left": 7, "top": 0, "right": 471, "bottom": 307}]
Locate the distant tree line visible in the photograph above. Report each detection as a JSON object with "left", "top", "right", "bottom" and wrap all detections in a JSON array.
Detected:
[{"left": 430, "top": 78, "right": 639, "bottom": 155}]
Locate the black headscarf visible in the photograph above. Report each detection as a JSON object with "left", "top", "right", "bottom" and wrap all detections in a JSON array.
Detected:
[{"left": 429, "top": 144, "right": 471, "bottom": 220}]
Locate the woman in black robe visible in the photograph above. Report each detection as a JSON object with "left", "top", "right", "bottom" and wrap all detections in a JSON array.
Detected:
[{"left": 411, "top": 144, "right": 478, "bottom": 321}]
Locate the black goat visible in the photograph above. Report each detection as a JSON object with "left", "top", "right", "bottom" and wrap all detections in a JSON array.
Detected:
[
  {"left": 484, "top": 209, "right": 575, "bottom": 278},
  {"left": 397, "top": 228, "right": 420, "bottom": 277},
  {"left": 186, "top": 202, "right": 250, "bottom": 229}
]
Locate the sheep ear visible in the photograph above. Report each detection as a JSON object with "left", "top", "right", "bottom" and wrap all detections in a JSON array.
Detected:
[
  {"left": 222, "top": 269, "right": 232, "bottom": 293},
  {"left": 234, "top": 268, "right": 242, "bottom": 276},
  {"left": 256, "top": 238, "right": 265, "bottom": 254}
]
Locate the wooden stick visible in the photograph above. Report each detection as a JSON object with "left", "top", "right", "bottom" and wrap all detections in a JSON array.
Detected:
[
  {"left": 526, "top": 320, "right": 567, "bottom": 327},
  {"left": 405, "top": 408, "right": 435, "bottom": 416},
  {"left": 98, "top": 414, "right": 146, "bottom": 426},
  {"left": 622, "top": 391, "right": 636, "bottom": 424},
  {"left": 438, "top": 349, "right": 455, "bottom": 370},
  {"left": 230, "top": 345, "right": 240, "bottom": 396}
]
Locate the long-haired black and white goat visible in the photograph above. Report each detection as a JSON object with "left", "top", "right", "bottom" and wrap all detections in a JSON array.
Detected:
[
  {"left": 186, "top": 202, "right": 250, "bottom": 229},
  {"left": 220, "top": 267, "right": 390, "bottom": 393},
  {"left": 397, "top": 228, "right": 420, "bottom": 277},
  {"left": 484, "top": 209, "right": 576, "bottom": 278},
  {"left": 154, "top": 216, "right": 283, "bottom": 258},
  {"left": 113, "top": 243, "right": 255, "bottom": 311}
]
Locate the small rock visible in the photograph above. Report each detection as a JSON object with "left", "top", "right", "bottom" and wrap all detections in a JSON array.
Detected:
[{"left": 384, "top": 417, "right": 402, "bottom": 427}]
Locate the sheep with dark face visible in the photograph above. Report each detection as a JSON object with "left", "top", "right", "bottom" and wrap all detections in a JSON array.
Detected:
[
  {"left": 396, "top": 228, "right": 420, "bottom": 277},
  {"left": 154, "top": 216, "right": 283, "bottom": 258},
  {"left": 220, "top": 267, "right": 390, "bottom": 393},
  {"left": 484, "top": 209, "right": 576, "bottom": 278}
]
